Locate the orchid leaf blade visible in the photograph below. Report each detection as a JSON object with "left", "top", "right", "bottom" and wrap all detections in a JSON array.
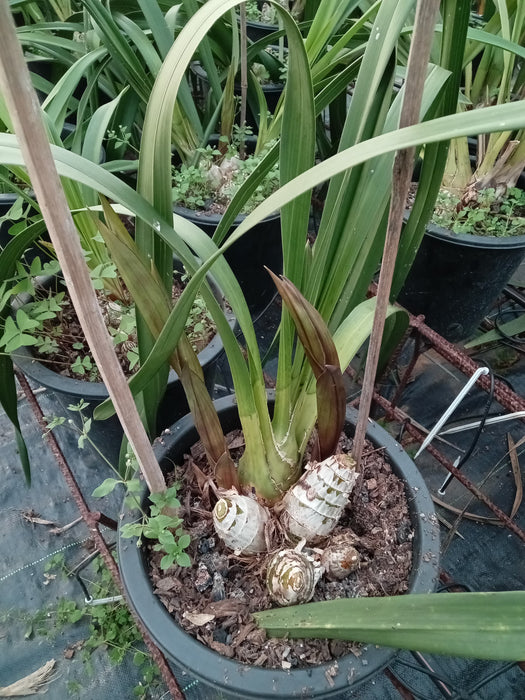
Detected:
[{"left": 254, "top": 591, "right": 525, "bottom": 661}]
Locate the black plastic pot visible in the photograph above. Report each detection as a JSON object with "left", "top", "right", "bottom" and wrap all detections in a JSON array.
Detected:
[
  {"left": 245, "top": 18, "right": 279, "bottom": 43},
  {"left": 398, "top": 221, "right": 525, "bottom": 342},
  {"left": 175, "top": 205, "right": 282, "bottom": 315},
  {"left": 118, "top": 394, "right": 440, "bottom": 700},
  {"left": 0, "top": 192, "right": 20, "bottom": 245},
  {"left": 12, "top": 276, "right": 235, "bottom": 466},
  {"left": 190, "top": 61, "right": 284, "bottom": 131}
]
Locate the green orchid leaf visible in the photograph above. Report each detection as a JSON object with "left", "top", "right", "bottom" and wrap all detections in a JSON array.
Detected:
[
  {"left": 269, "top": 270, "right": 339, "bottom": 377},
  {"left": 253, "top": 591, "right": 525, "bottom": 662},
  {"left": 0, "top": 222, "right": 48, "bottom": 483},
  {"left": 180, "top": 363, "right": 239, "bottom": 491}
]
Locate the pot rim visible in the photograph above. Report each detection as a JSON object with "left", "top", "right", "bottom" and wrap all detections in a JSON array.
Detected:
[
  {"left": 424, "top": 219, "right": 525, "bottom": 250},
  {"left": 174, "top": 203, "right": 281, "bottom": 228},
  {"left": 118, "top": 393, "right": 440, "bottom": 699},
  {"left": 403, "top": 205, "right": 525, "bottom": 250}
]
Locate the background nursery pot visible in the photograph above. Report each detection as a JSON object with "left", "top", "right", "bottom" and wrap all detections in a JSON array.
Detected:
[
  {"left": 175, "top": 205, "right": 282, "bottom": 314},
  {"left": 12, "top": 274, "right": 235, "bottom": 465},
  {"left": 118, "top": 394, "right": 440, "bottom": 700},
  {"left": 397, "top": 221, "right": 525, "bottom": 343}
]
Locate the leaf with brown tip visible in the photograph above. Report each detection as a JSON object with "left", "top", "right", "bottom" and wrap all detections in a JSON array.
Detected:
[
  {"left": 268, "top": 269, "right": 346, "bottom": 458},
  {"left": 315, "top": 364, "right": 347, "bottom": 460},
  {"left": 266, "top": 269, "right": 339, "bottom": 377},
  {"left": 181, "top": 363, "right": 239, "bottom": 491}
]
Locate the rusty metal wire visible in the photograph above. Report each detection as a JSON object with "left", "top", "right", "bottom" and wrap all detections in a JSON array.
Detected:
[
  {"left": 348, "top": 306, "right": 525, "bottom": 543},
  {"left": 16, "top": 370, "right": 185, "bottom": 700},
  {"left": 371, "top": 389, "right": 525, "bottom": 544},
  {"left": 410, "top": 315, "right": 525, "bottom": 413}
]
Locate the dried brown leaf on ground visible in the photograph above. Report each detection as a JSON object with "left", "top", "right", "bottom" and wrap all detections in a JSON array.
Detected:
[
  {"left": 507, "top": 434, "right": 523, "bottom": 520},
  {"left": 21, "top": 511, "right": 55, "bottom": 527},
  {"left": 0, "top": 660, "right": 56, "bottom": 696}
]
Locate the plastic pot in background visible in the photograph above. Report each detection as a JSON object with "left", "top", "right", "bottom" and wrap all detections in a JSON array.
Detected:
[
  {"left": 0, "top": 123, "right": 104, "bottom": 256},
  {"left": 118, "top": 394, "right": 440, "bottom": 700},
  {"left": 245, "top": 17, "right": 279, "bottom": 43},
  {"left": 12, "top": 274, "right": 235, "bottom": 468},
  {"left": 190, "top": 61, "right": 284, "bottom": 132},
  {"left": 175, "top": 205, "right": 282, "bottom": 315},
  {"left": 398, "top": 221, "right": 525, "bottom": 342}
]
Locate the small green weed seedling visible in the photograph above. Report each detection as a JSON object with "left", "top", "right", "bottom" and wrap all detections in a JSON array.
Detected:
[
  {"left": 2, "top": 552, "right": 162, "bottom": 698},
  {"left": 94, "top": 477, "right": 192, "bottom": 571},
  {"left": 433, "top": 187, "right": 525, "bottom": 237}
]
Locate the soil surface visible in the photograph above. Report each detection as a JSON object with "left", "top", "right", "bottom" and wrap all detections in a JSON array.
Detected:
[{"left": 147, "top": 430, "right": 414, "bottom": 670}]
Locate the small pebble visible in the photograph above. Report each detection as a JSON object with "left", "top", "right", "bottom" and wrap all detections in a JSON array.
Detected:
[
  {"left": 194, "top": 562, "right": 212, "bottom": 592},
  {"left": 211, "top": 572, "right": 226, "bottom": 601},
  {"left": 230, "top": 587, "right": 246, "bottom": 600},
  {"left": 396, "top": 520, "right": 412, "bottom": 544},
  {"left": 198, "top": 536, "right": 216, "bottom": 554},
  {"left": 213, "top": 626, "right": 229, "bottom": 644},
  {"left": 201, "top": 552, "right": 229, "bottom": 577}
]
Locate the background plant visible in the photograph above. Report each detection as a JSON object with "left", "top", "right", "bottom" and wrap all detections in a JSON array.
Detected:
[
  {"left": 432, "top": 184, "right": 525, "bottom": 236},
  {"left": 441, "top": 1, "right": 525, "bottom": 199}
]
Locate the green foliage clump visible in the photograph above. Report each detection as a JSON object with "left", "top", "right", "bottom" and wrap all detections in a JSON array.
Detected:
[
  {"left": 432, "top": 187, "right": 525, "bottom": 237},
  {"left": 118, "top": 484, "right": 192, "bottom": 571},
  {"left": 172, "top": 134, "right": 280, "bottom": 215},
  {"left": 0, "top": 258, "right": 212, "bottom": 379}
]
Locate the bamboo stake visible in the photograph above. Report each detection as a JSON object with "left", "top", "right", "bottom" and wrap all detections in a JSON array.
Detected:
[
  {"left": 0, "top": 0, "right": 166, "bottom": 494},
  {"left": 352, "top": 0, "right": 441, "bottom": 468}
]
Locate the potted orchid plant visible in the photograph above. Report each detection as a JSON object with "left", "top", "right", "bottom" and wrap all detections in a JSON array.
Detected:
[{"left": 0, "top": 0, "right": 524, "bottom": 697}]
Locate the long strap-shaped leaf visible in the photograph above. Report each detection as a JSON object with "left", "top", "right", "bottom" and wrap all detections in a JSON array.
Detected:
[
  {"left": 2, "top": 91, "right": 525, "bottom": 412},
  {"left": 253, "top": 591, "right": 525, "bottom": 661},
  {"left": 0, "top": 0, "right": 166, "bottom": 494},
  {"left": 0, "top": 225, "right": 45, "bottom": 482},
  {"left": 97, "top": 197, "right": 239, "bottom": 490}
]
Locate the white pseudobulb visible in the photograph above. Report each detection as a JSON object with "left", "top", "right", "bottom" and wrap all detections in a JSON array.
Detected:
[
  {"left": 281, "top": 454, "right": 358, "bottom": 543},
  {"left": 213, "top": 492, "right": 269, "bottom": 554},
  {"left": 266, "top": 547, "right": 323, "bottom": 606}
]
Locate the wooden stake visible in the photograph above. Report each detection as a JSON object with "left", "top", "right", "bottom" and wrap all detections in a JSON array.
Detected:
[
  {"left": 352, "top": 0, "right": 441, "bottom": 468},
  {"left": 0, "top": 1, "right": 166, "bottom": 493}
]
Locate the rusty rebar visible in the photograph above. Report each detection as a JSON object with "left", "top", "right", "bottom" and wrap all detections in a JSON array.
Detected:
[
  {"left": 370, "top": 388, "right": 525, "bottom": 544},
  {"left": 410, "top": 315, "right": 525, "bottom": 413},
  {"left": 386, "top": 328, "right": 425, "bottom": 411},
  {"left": 16, "top": 371, "right": 185, "bottom": 700}
]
